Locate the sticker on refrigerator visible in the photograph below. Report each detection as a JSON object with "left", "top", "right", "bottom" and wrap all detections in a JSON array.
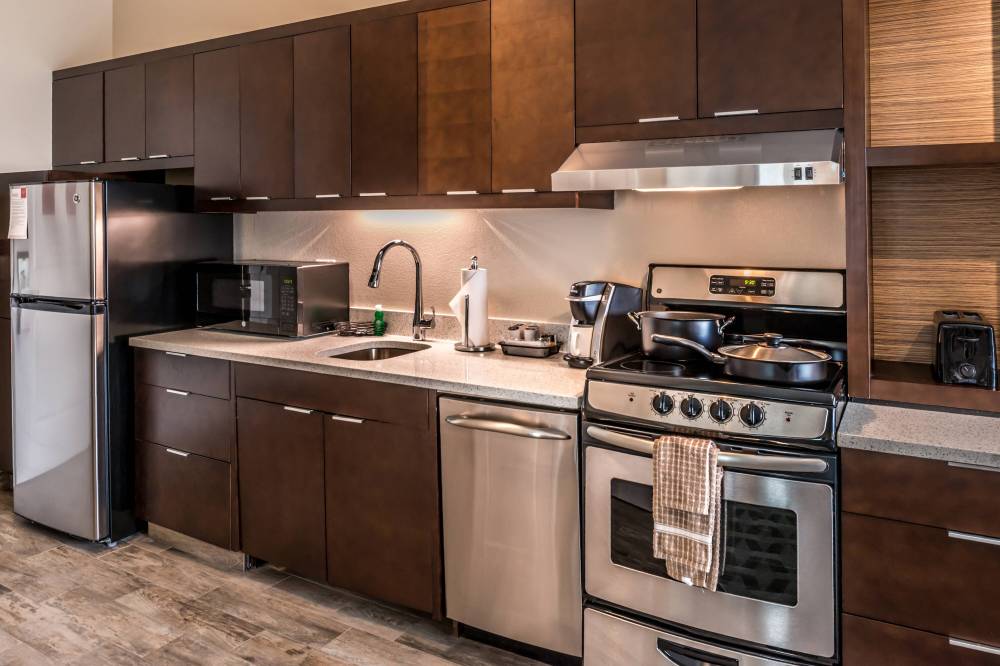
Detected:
[{"left": 8, "top": 187, "right": 27, "bottom": 239}]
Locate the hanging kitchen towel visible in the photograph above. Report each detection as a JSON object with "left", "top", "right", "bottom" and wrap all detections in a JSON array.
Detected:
[{"left": 652, "top": 435, "right": 725, "bottom": 591}]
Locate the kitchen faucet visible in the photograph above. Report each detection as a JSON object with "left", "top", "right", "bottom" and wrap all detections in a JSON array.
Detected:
[{"left": 367, "top": 240, "right": 435, "bottom": 340}]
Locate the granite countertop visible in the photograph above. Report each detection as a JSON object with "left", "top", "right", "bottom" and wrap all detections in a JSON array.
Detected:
[
  {"left": 129, "top": 328, "right": 586, "bottom": 410},
  {"left": 838, "top": 401, "right": 1000, "bottom": 467}
]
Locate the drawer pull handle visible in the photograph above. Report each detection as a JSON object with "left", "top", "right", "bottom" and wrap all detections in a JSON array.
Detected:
[
  {"left": 638, "top": 115, "right": 680, "bottom": 123},
  {"left": 315, "top": 193, "right": 341, "bottom": 199},
  {"left": 359, "top": 192, "right": 387, "bottom": 197},
  {"left": 165, "top": 389, "right": 189, "bottom": 397},
  {"left": 446, "top": 190, "right": 478, "bottom": 196},
  {"left": 947, "top": 530, "right": 1000, "bottom": 548},
  {"left": 245, "top": 196, "right": 269, "bottom": 201},
  {"left": 331, "top": 415, "right": 365, "bottom": 424},
  {"left": 501, "top": 188, "right": 536, "bottom": 194},
  {"left": 283, "top": 406, "right": 313, "bottom": 415},
  {"left": 148, "top": 154, "right": 169, "bottom": 159},
  {"left": 948, "top": 461, "right": 1000, "bottom": 474},
  {"left": 949, "top": 637, "right": 1000, "bottom": 657},
  {"left": 165, "top": 351, "right": 187, "bottom": 358},
  {"left": 79, "top": 160, "right": 97, "bottom": 165},
  {"left": 714, "top": 109, "right": 759, "bottom": 117},
  {"left": 165, "top": 448, "right": 189, "bottom": 458}
]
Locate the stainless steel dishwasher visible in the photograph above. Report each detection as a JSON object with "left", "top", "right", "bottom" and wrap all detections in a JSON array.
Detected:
[{"left": 439, "top": 396, "right": 582, "bottom": 657}]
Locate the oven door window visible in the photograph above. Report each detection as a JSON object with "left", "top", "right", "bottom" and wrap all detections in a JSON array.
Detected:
[{"left": 610, "top": 479, "right": 798, "bottom": 606}]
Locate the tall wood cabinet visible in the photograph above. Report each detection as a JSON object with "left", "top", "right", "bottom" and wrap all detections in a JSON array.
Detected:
[
  {"left": 52, "top": 73, "right": 104, "bottom": 166},
  {"left": 240, "top": 38, "right": 294, "bottom": 200},
  {"left": 104, "top": 64, "right": 146, "bottom": 162},
  {"left": 194, "top": 47, "right": 241, "bottom": 200},
  {"left": 145, "top": 55, "right": 194, "bottom": 158}
]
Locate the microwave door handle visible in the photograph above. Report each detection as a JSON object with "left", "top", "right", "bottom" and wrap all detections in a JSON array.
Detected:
[
  {"left": 240, "top": 265, "right": 250, "bottom": 326},
  {"left": 585, "top": 426, "right": 828, "bottom": 473}
]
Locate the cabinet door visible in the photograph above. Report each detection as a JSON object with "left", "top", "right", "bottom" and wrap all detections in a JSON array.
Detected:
[
  {"left": 104, "top": 64, "right": 146, "bottom": 162},
  {"left": 52, "top": 73, "right": 103, "bottom": 166},
  {"left": 194, "top": 47, "right": 241, "bottom": 200},
  {"left": 294, "top": 27, "right": 351, "bottom": 199},
  {"left": 240, "top": 38, "right": 294, "bottom": 200},
  {"left": 237, "top": 398, "right": 326, "bottom": 580},
  {"left": 697, "top": 0, "right": 844, "bottom": 117},
  {"left": 326, "top": 416, "right": 439, "bottom": 614},
  {"left": 146, "top": 55, "right": 194, "bottom": 158},
  {"left": 418, "top": 1, "right": 491, "bottom": 195},
  {"left": 576, "top": 0, "right": 696, "bottom": 127},
  {"left": 351, "top": 14, "right": 418, "bottom": 196},
  {"left": 491, "top": 0, "right": 575, "bottom": 192}
]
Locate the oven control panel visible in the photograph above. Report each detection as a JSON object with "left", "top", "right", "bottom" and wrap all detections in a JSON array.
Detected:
[
  {"left": 709, "top": 274, "right": 775, "bottom": 297},
  {"left": 587, "top": 380, "right": 831, "bottom": 440}
]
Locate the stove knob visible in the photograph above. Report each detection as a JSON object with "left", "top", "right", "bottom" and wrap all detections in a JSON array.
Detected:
[
  {"left": 739, "top": 402, "right": 766, "bottom": 428},
  {"left": 651, "top": 392, "right": 674, "bottom": 415},
  {"left": 709, "top": 399, "right": 733, "bottom": 423},
  {"left": 680, "top": 396, "right": 703, "bottom": 419}
]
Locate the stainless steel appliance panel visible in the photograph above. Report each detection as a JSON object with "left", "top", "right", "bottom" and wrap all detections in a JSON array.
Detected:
[
  {"left": 12, "top": 304, "right": 107, "bottom": 541},
  {"left": 11, "top": 181, "right": 104, "bottom": 301},
  {"left": 649, "top": 266, "right": 844, "bottom": 309},
  {"left": 440, "top": 397, "right": 582, "bottom": 657}
]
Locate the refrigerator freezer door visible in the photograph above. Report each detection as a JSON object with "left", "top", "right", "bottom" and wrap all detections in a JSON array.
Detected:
[
  {"left": 10, "top": 181, "right": 104, "bottom": 301},
  {"left": 11, "top": 302, "right": 107, "bottom": 541}
]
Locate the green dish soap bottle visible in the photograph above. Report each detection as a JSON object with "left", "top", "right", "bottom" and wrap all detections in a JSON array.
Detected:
[{"left": 373, "top": 304, "right": 387, "bottom": 337}]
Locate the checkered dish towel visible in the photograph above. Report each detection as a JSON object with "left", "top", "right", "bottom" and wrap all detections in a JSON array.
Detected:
[{"left": 652, "top": 435, "right": 725, "bottom": 591}]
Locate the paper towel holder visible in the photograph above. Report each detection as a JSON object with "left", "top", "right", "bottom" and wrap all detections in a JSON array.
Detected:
[{"left": 455, "top": 293, "right": 496, "bottom": 353}]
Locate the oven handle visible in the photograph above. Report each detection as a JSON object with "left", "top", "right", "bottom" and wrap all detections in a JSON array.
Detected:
[{"left": 586, "top": 426, "right": 829, "bottom": 473}]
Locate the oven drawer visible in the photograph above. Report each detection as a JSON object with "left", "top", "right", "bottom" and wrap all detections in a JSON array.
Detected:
[
  {"left": 135, "top": 383, "right": 233, "bottom": 461},
  {"left": 843, "top": 614, "right": 1000, "bottom": 666},
  {"left": 135, "top": 348, "right": 231, "bottom": 400},
  {"left": 843, "top": 512, "right": 1000, "bottom": 645},
  {"left": 843, "top": 449, "right": 1000, "bottom": 538}
]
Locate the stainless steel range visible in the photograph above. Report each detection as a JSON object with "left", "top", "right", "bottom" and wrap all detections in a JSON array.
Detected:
[{"left": 582, "top": 265, "right": 846, "bottom": 666}]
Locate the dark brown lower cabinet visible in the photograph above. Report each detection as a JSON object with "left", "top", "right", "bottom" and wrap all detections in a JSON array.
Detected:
[
  {"left": 325, "top": 415, "right": 440, "bottom": 614},
  {"left": 843, "top": 614, "right": 1000, "bottom": 666},
  {"left": 237, "top": 398, "right": 326, "bottom": 580}
]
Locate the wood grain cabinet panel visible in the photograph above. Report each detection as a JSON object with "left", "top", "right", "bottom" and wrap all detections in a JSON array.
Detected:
[
  {"left": 294, "top": 27, "right": 351, "bottom": 199},
  {"left": 351, "top": 14, "right": 419, "bottom": 196},
  {"left": 52, "top": 73, "right": 103, "bottom": 166},
  {"left": 240, "top": 38, "right": 294, "bottom": 199},
  {"left": 325, "top": 415, "right": 440, "bottom": 614},
  {"left": 843, "top": 614, "right": 1000, "bottom": 666},
  {"left": 696, "top": 0, "right": 844, "bottom": 117},
  {"left": 237, "top": 398, "right": 326, "bottom": 580},
  {"left": 575, "top": 0, "right": 696, "bottom": 127},
  {"left": 134, "top": 383, "right": 233, "bottom": 462},
  {"left": 417, "top": 1, "right": 491, "bottom": 195},
  {"left": 194, "top": 47, "right": 241, "bottom": 200},
  {"left": 104, "top": 64, "right": 146, "bottom": 162},
  {"left": 134, "top": 349, "right": 231, "bottom": 400},
  {"left": 146, "top": 55, "right": 194, "bottom": 158},
  {"left": 491, "top": 0, "right": 575, "bottom": 193}
]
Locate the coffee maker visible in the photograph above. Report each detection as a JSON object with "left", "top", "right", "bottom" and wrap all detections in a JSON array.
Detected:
[{"left": 565, "top": 281, "right": 643, "bottom": 368}]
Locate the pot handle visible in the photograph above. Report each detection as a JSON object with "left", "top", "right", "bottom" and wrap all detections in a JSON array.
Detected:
[
  {"left": 719, "top": 316, "right": 735, "bottom": 332},
  {"left": 627, "top": 311, "right": 641, "bottom": 330},
  {"left": 650, "top": 334, "right": 727, "bottom": 364}
]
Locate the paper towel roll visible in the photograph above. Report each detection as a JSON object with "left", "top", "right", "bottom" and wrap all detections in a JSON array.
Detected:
[{"left": 449, "top": 267, "right": 489, "bottom": 347}]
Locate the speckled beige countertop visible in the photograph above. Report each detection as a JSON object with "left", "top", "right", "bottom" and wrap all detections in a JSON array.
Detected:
[
  {"left": 129, "top": 328, "right": 586, "bottom": 410},
  {"left": 838, "top": 401, "right": 1000, "bottom": 467}
]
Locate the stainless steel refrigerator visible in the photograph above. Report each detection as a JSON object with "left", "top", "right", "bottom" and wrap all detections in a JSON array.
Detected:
[{"left": 10, "top": 179, "right": 232, "bottom": 542}]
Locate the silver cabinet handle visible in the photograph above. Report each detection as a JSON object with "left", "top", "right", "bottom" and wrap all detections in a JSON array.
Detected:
[
  {"left": 210, "top": 196, "right": 234, "bottom": 201},
  {"left": 445, "top": 415, "right": 571, "bottom": 440},
  {"left": 586, "top": 426, "right": 828, "bottom": 473},
  {"left": 947, "top": 530, "right": 1000, "bottom": 548},
  {"left": 949, "top": 637, "right": 1000, "bottom": 657},
  {"left": 165, "top": 448, "right": 189, "bottom": 458},
  {"left": 165, "top": 389, "right": 189, "bottom": 397},
  {"left": 331, "top": 415, "right": 365, "bottom": 424},
  {"left": 315, "top": 193, "right": 341, "bottom": 198},
  {"left": 948, "top": 461, "right": 1000, "bottom": 473},
  {"left": 359, "top": 192, "right": 387, "bottom": 197},
  {"left": 446, "top": 190, "right": 478, "bottom": 196},
  {"left": 79, "top": 160, "right": 97, "bottom": 165},
  {"left": 501, "top": 188, "right": 536, "bottom": 194},
  {"left": 119, "top": 156, "right": 140, "bottom": 161},
  {"left": 283, "top": 406, "right": 313, "bottom": 415},
  {"left": 639, "top": 115, "right": 680, "bottom": 123},
  {"left": 148, "top": 154, "right": 169, "bottom": 159},
  {"left": 714, "top": 109, "right": 759, "bottom": 117},
  {"left": 245, "top": 196, "right": 269, "bottom": 201},
  {"left": 165, "top": 351, "right": 187, "bottom": 358}
]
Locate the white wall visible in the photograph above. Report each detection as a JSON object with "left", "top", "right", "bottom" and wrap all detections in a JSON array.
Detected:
[{"left": 0, "top": 1, "right": 113, "bottom": 171}]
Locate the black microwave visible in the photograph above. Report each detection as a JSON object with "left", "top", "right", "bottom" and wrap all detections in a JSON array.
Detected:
[{"left": 195, "top": 261, "right": 350, "bottom": 337}]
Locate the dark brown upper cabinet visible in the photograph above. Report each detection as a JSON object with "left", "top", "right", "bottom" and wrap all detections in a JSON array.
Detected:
[
  {"left": 52, "top": 73, "right": 103, "bottom": 166},
  {"left": 575, "top": 0, "right": 697, "bottom": 127},
  {"left": 104, "top": 65, "right": 146, "bottom": 162},
  {"left": 294, "top": 27, "right": 351, "bottom": 199},
  {"left": 351, "top": 14, "right": 419, "bottom": 196},
  {"left": 491, "top": 0, "right": 575, "bottom": 193},
  {"left": 146, "top": 55, "right": 194, "bottom": 158},
  {"left": 417, "top": 1, "right": 491, "bottom": 195},
  {"left": 240, "top": 38, "right": 294, "bottom": 200},
  {"left": 194, "top": 47, "right": 241, "bottom": 200},
  {"left": 697, "top": 0, "right": 844, "bottom": 118}
]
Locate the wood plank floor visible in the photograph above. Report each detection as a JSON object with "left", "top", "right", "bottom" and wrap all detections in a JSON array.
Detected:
[{"left": 0, "top": 491, "right": 541, "bottom": 665}]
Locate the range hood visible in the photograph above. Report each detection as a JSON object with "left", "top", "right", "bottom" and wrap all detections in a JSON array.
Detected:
[{"left": 551, "top": 129, "right": 844, "bottom": 192}]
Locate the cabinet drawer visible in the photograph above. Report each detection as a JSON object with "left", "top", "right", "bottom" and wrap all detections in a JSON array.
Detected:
[
  {"left": 135, "top": 383, "right": 233, "bottom": 461},
  {"left": 135, "top": 440, "right": 233, "bottom": 549},
  {"left": 234, "top": 364, "right": 430, "bottom": 429},
  {"left": 843, "top": 449, "right": 1000, "bottom": 538},
  {"left": 135, "top": 349, "right": 230, "bottom": 399},
  {"left": 844, "top": 614, "right": 1000, "bottom": 665},
  {"left": 843, "top": 513, "right": 1000, "bottom": 645}
]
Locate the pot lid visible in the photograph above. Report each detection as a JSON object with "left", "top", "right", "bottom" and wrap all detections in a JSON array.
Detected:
[{"left": 719, "top": 333, "right": 831, "bottom": 364}]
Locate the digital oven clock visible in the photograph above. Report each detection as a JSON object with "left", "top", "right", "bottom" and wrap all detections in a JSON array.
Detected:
[{"left": 709, "top": 274, "right": 776, "bottom": 296}]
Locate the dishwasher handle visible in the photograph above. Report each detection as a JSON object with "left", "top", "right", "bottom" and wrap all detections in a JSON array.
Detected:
[{"left": 445, "top": 414, "right": 572, "bottom": 440}]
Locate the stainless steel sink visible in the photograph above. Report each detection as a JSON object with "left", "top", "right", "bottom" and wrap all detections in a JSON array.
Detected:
[{"left": 319, "top": 341, "right": 430, "bottom": 361}]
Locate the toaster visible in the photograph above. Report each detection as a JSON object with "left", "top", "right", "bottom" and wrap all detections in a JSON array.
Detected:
[{"left": 933, "top": 310, "right": 997, "bottom": 389}]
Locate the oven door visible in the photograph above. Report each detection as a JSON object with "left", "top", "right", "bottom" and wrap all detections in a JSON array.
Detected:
[{"left": 583, "top": 423, "right": 836, "bottom": 659}]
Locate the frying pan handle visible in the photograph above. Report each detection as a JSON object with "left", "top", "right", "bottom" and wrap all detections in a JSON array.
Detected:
[
  {"left": 650, "top": 334, "right": 727, "bottom": 363},
  {"left": 627, "top": 311, "right": 642, "bottom": 330}
]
